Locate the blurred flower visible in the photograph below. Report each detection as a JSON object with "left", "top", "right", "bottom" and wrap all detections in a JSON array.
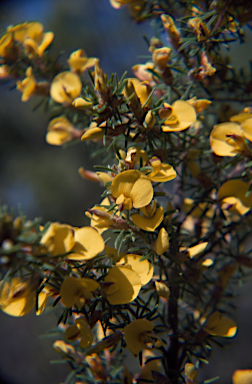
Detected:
[
  {"left": 152, "top": 47, "right": 171, "bottom": 71},
  {"left": 210, "top": 122, "right": 248, "bottom": 157},
  {"left": 117, "top": 254, "right": 153, "bottom": 285},
  {"left": 179, "top": 242, "right": 208, "bottom": 259},
  {"left": 60, "top": 276, "right": 99, "bottom": 308},
  {"left": 72, "top": 97, "right": 93, "bottom": 109},
  {"left": 16, "top": 66, "right": 49, "bottom": 102},
  {"left": 0, "top": 22, "right": 53, "bottom": 58},
  {"left": 155, "top": 228, "right": 169, "bottom": 255},
  {"left": 132, "top": 202, "right": 164, "bottom": 231},
  {"left": 203, "top": 311, "right": 237, "bottom": 337},
  {"left": 217, "top": 179, "right": 252, "bottom": 215},
  {"left": 101, "top": 265, "right": 141, "bottom": 304},
  {"left": 124, "top": 319, "right": 162, "bottom": 355},
  {"left": 65, "top": 317, "right": 93, "bottom": 348},
  {"left": 184, "top": 363, "right": 198, "bottom": 384},
  {"left": 53, "top": 340, "right": 75, "bottom": 355},
  {"left": 155, "top": 281, "right": 170, "bottom": 299},
  {"left": 46, "top": 116, "right": 83, "bottom": 146},
  {"left": 132, "top": 62, "right": 156, "bottom": 85},
  {"left": 161, "top": 14, "right": 181, "bottom": 49},
  {"left": 111, "top": 170, "right": 153, "bottom": 210},
  {"left": 68, "top": 49, "right": 96, "bottom": 74},
  {"left": 81, "top": 122, "right": 106, "bottom": 142},
  {"left": 147, "top": 157, "right": 177, "bottom": 182},
  {"left": 188, "top": 17, "right": 210, "bottom": 41},
  {"left": 40, "top": 223, "right": 105, "bottom": 260},
  {"left": 159, "top": 100, "right": 196, "bottom": 132},
  {"left": 232, "top": 369, "right": 252, "bottom": 384},
  {"left": 0, "top": 276, "right": 40, "bottom": 317},
  {"left": 190, "top": 52, "right": 216, "bottom": 80},
  {"left": 50, "top": 71, "right": 82, "bottom": 104},
  {"left": 186, "top": 97, "right": 211, "bottom": 114}
]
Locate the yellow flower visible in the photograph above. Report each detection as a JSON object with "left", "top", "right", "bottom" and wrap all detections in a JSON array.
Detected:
[
  {"left": 40, "top": 223, "right": 105, "bottom": 260},
  {"left": 40, "top": 222, "right": 74, "bottom": 256},
  {"left": 179, "top": 242, "right": 208, "bottom": 259},
  {"left": 132, "top": 202, "right": 164, "bottom": 232},
  {"left": 132, "top": 62, "right": 156, "bottom": 84},
  {"left": 186, "top": 97, "right": 211, "bottom": 114},
  {"left": 68, "top": 49, "right": 96, "bottom": 74},
  {"left": 65, "top": 317, "right": 93, "bottom": 348},
  {"left": 60, "top": 276, "right": 99, "bottom": 308},
  {"left": 86, "top": 197, "right": 118, "bottom": 234},
  {"left": 188, "top": 17, "right": 210, "bottom": 41},
  {"left": 46, "top": 116, "right": 83, "bottom": 146},
  {"left": 210, "top": 122, "right": 248, "bottom": 157},
  {"left": 101, "top": 265, "right": 141, "bottom": 304},
  {"left": 0, "top": 277, "right": 39, "bottom": 317},
  {"left": 184, "top": 363, "right": 198, "bottom": 384},
  {"left": 67, "top": 226, "right": 105, "bottom": 261},
  {"left": 2, "top": 22, "right": 53, "bottom": 57},
  {"left": 72, "top": 97, "right": 93, "bottom": 109},
  {"left": 16, "top": 66, "right": 49, "bottom": 102},
  {"left": 159, "top": 100, "right": 196, "bottom": 132},
  {"left": 232, "top": 370, "right": 252, "bottom": 384},
  {"left": 218, "top": 180, "right": 252, "bottom": 216},
  {"left": 160, "top": 14, "right": 181, "bottom": 49},
  {"left": 124, "top": 146, "right": 149, "bottom": 167},
  {"left": 155, "top": 281, "right": 170, "bottom": 299},
  {"left": 147, "top": 157, "right": 177, "bottom": 182},
  {"left": 137, "top": 350, "right": 162, "bottom": 382},
  {"left": 124, "top": 77, "right": 152, "bottom": 107},
  {"left": 152, "top": 47, "right": 171, "bottom": 71},
  {"left": 155, "top": 227, "right": 169, "bottom": 255},
  {"left": 124, "top": 319, "right": 162, "bottom": 355},
  {"left": 203, "top": 311, "right": 237, "bottom": 337},
  {"left": 50, "top": 71, "right": 82, "bottom": 104},
  {"left": 81, "top": 122, "right": 106, "bottom": 143},
  {"left": 111, "top": 170, "right": 153, "bottom": 210},
  {"left": 117, "top": 254, "right": 153, "bottom": 285}
]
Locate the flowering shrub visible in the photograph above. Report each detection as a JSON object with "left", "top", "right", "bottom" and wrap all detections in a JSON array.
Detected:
[{"left": 1, "top": 1, "right": 252, "bottom": 383}]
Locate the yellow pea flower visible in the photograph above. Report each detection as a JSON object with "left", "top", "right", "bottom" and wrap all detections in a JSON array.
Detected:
[
  {"left": 155, "top": 227, "right": 169, "bottom": 255},
  {"left": 68, "top": 49, "right": 96, "bottom": 74},
  {"left": 125, "top": 77, "right": 152, "bottom": 107},
  {"left": 86, "top": 197, "right": 118, "bottom": 234},
  {"left": 159, "top": 100, "right": 196, "bottom": 132},
  {"left": 60, "top": 276, "right": 99, "bottom": 308},
  {"left": 132, "top": 202, "right": 164, "bottom": 232},
  {"left": 0, "top": 277, "right": 38, "bottom": 317},
  {"left": 40, "top": 222, "right": 74, "bottom": 256},
  {"left": 210, "top": 122, "right": 248, "bottom": 157},
  {"left": 46, "top": 116, "right": 83, "bottom": 146},
  {"left": 81, "top": 122, "right": 106, "bottom": 142},
  {"left": 125, "top": 146, "right": 149, "bottom": 167},
  {"left": 101, "top": 265, "right": 141, "bottom": 304},
  {"left": 152, "top": 47, "right": 171, "bottom": 71},
  {"left": 160, "top": 14, "right": 181, "bottom": 49},
  {"left": 111, "top": 170, "right": 153, "bottom": 210},
  {"left": 50, "top": 71, "right": 82, "bottom": 104},
  {"left": 203, "top": 311, "right": 237, "bottom": 337},
  {"left": 179, "top": 242, "right": 208, "bottom": 259},
  {"left": 124, "top": 319, "right": 162, "bottom": 356},
  {"left": 40, "top": 223, "right": 105, "bottom": 260},
  {"left": 147, "top": 157, "right": 177, "bottom": 182},
  {"left": 232, "top": 369, "right": 252, "bottom": 384},
  {"left": 132, "top": 62, "right": 156, "bottom": 85},
  {"left": 186, "top": 97, "right": 211, "bottom": 114},
  {"left": 68, "top": 226, "right": 105, "bottom": 261},
  {"left": 117, "top": 254, "right": 153, "bottom": 285},
  {"left": 16, "top": 66, "right": 49, "bottom": 102},
  {"left": 65, "top": 317, "right": 93, "bottom": 348},
  {"left": 218, "top": 179, "right": 252, "bottom": 216}
]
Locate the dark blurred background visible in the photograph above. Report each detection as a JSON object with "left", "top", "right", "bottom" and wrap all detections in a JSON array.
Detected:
[{"left": 0, "top": 1, "right": 252, "bottom": 383}]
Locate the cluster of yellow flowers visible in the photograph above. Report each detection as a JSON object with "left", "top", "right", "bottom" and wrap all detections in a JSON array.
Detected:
[{"left": 1, "top": 4, "right": 252, "bottom": 382}]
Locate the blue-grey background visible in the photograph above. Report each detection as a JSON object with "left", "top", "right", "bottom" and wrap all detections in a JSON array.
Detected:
[{"left": 0, "top": 1, "right": 252, "bottom": 383}]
